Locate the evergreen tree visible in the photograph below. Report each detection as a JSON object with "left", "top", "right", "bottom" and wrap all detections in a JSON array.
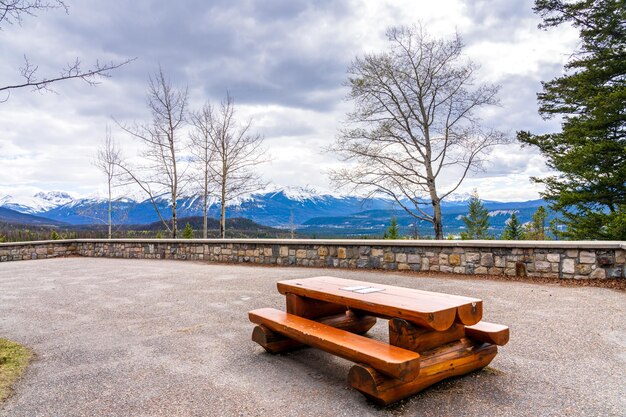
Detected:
[
  {"left": 524, "top": 206, "right": 549, "bottom": 240},
  {"left": 155, "top": 230, "right": 163, "bottom": 239},
  {"left": 517, "top": 0, "right": 626, "bottom": 240},
  {"left": 548, "top": 217, "right": 565, "bottom": 240},
  {"left": 182, "top": 223, "right": 194, "bottom": 239},
  {"left": 50, "top": 230, "right": 61, "bottom": 240},
  {"left": 502, "top": 213, "right": 524, "bottom": 240},
  {"left": 383, "top": 216, "right": 400, "bottom": 239},
  {"left": 460, "top": 191, "right": 491, "bottom": 239}
]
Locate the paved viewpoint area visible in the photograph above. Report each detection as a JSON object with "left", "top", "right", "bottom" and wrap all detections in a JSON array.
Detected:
[{"left": 1, "top": 258, "right": 625, "bottom": 416}]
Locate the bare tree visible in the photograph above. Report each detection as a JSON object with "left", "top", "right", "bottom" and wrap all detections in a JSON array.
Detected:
[
  {"left": 189, "top": 103, "right": 217, "bottom": 239},
  {"left": 1, "top": 0, "right": 67, "bottom": 27},
  {"left": 199, "top": 93, "right": 268, "bottom": 238},
  {"left": 92, "top": 125, "right": 122, "bottom": 238},
  {"left": 116, "top": 67, "right": 188, "bottom": 238},
  {"left": 330, "top": 26, "right": 508, "bottom": 240},
  {"left": 0, "top": 1, "right": 133, "bottom": 102}
]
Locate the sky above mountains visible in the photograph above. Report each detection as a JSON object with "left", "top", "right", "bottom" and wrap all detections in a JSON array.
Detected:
[{"left": 0, "top": 0, "right": 579, "bottom": 201}]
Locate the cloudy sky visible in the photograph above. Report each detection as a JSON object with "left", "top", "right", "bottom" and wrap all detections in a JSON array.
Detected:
[{"left": 0, "top": 0, "right": 579, "bottom": 202}]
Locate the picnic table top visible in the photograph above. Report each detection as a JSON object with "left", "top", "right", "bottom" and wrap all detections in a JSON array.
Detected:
[{"left": 277, "top": 276, "right": 483, "bottom": 331}]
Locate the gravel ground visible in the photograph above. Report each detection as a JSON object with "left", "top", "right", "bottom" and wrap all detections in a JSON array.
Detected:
[{"left": 0, "top": 257, "right": 624, "bottom": 417}]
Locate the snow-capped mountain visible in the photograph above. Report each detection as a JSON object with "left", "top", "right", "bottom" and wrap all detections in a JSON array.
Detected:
[
  {"left": 0, "top": 187, "right": 547, "bottom": 237},
  {"left": 28, "top": 188, "right": 395, "bottom": 226},
  {"left": 0, "top": 191, "right": 74, "bottom": 214}
]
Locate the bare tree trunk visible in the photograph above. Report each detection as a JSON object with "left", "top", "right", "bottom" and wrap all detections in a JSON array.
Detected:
[
  {"left": 203, "top": 183, "right": 208, "bottom": 239},
  {"left": 431, "top": 199, "right": 443, "bottom": 240},
  {"left": 107, "top": 180, "right": 112, "bottom": 239},
  {"left": 220, "top": 179, "right": 227, "bottom": 239}
]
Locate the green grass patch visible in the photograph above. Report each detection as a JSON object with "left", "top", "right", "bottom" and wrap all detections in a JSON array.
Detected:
[{"left": 0, "top": 338, "right": 32, "bottom": 403}]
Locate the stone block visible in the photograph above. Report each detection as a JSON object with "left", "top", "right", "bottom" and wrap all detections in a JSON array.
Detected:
[
  {"left": 398, "top": 263, "right": 411, "bottom": 271},
  {"left": 597, "top": 255, "right": 614, "bottom": 266},
  {"left": 488, "top": 267, "right": 502, "bottom": 275},
  {"left": 317, "top": 246, "right": 328, "bottom": 256},
  {"left": 421, "top": 257, "right": 430, "bottom": 270},
  {"left": 407, "top": 254, "right": 420, "bottom": 264},
  {"left": 579, "top": 251, "right": 596, "bottom": 264},
  {"left": 589, "top": 268, "right": 606, "bottom": 279},
  {"left": 606, "top": 267, "right": 623, "bottom": 278},
  {"left": 384, "top": 252, "right": 395, "bottom": 263},
  {"left": 337, "top": 248, "right": 347, "bottom": 259},
  {"left": 494, "top": 256, "right": 506, "bottom": 268},
  {"left": 356, "top": 259, "right": 369, "bottom": 268},
  {"left": 562, "top": 258, "right": 575, "bottom": 274},
  {"left": 359, "top": 246, "right": 371, "bottom": 255},
  {"left": 371, "top": 248, "right": 383, "bottom": 257},
  {"left": 465, "top": 252, "right": 480, "bottom": 263},
  {"left": 566, "top": 249, "right": 578, "bottom": 258},
  {"left": 296, "top": 249, "right": 307, "bottom": 258},
  {"left": 575, "top": 264, "right": 592, "bottom": 275},
  {"left": 396, "top": 253, "right": 407, "bottom": 263},
  {"left": 546, "top": 253, "right": 561, "bottom": 263},
  {"left": 440, "top": 265, "right": 453, "bottom": 273},
  {"left": 480, "top": 253, "right": 494, "bottom": 267},
  {"left": 453, "top": 266, "right": 465, "bottom": 274},
  {"left": 474, "top": 266, "right": 488, "bottom": 274},
  {"left": 616, "top": 250, "right": 625, "bottom": 264},
  {"left": 449, "top": 254, "right": 461, "bottom": 266},
  {"left": 535, "top": 261, "right": 552, "bottom": 272},
  {"left": 439, "top": 253, "right": 449, "bottom": 265}
]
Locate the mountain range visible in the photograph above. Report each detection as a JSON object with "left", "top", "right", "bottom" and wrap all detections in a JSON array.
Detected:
[{"left": 0, "top": 188, "right": 549, "bottom": 237}]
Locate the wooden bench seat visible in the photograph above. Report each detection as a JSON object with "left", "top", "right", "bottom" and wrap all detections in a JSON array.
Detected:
[
  {"left": 249, "top": 308, "right": 421, "bottom": 381},
  {"left": 252, "top": 311, "right": 377, "bottom": 354},
  {"left": 465, "top": 321, "right": 509, "bottom": 346}
]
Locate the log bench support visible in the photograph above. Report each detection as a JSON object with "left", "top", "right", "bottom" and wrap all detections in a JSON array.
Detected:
[
  {"left": 348, "top": 340, "right": 498, "bottom": 405},
  {"left": 345, "top": 318, "right": 509, "bottom": 405}
]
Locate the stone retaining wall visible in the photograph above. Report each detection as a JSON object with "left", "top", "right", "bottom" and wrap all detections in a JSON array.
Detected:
[{"left": 1, "top": 239, "right": 625, "bottom": 279}]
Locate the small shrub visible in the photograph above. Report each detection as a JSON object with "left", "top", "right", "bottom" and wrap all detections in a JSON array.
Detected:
[{"left": 182, "top": 223, "right": 194, "bottom": 239}]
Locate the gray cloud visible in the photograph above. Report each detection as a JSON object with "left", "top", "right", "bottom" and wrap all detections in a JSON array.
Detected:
[{"left": 0, "top": 0, "right": 579, "bottom": 201}]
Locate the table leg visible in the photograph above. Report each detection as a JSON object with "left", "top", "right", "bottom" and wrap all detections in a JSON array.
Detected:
[
  {"left": 347, "top": 317, "right": 498, "bottom": 404},
  {"left": 348, "top": 341, "right": 497, "bottom": 405}
]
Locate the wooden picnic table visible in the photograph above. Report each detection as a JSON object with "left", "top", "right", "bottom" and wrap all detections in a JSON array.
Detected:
[{"left": 249, "top": 276, "right": 509, "bottom": 405}]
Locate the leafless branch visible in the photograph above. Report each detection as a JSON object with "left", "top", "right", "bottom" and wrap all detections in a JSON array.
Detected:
[
  {"left": 329, "top": 25, "right": 510, "bottom": 239},
  {"left": 189, "top": 92, "right": 269, "bottom": 238},
  {"left": 115, "top": 67, "right": 188, "bottom": 238}
]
